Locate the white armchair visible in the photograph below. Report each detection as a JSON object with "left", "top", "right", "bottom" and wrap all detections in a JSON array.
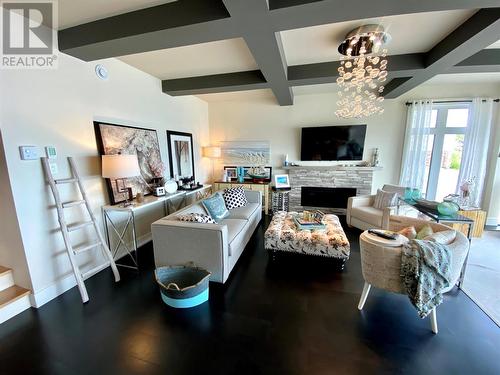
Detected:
[{"left": 347, "top": 184, "right": 406, "bottom": 230}]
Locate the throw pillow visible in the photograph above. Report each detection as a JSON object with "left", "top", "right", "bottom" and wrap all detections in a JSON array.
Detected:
[
  {"left": 201, "top": 193, "right": 229, "bottom": 222},
  {"left": 398, "top": 226, "right": 417, "bottom": 240},
  {"left": 416, "top": 224, "right": 433, "bottom": 240},
  {"left": 178, "top": 213, "right": 216, "bottom": 224},
  {"left": 373, "top": 189, "right": 398, "bottom": 209},
  {"left": 424, "top": 230, "right": 457, "bottom": 245},
  {"left": 223, "top": 186, "right": 248, "bottom": 209}
]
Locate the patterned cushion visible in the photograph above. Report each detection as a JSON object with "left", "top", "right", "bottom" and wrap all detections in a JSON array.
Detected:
[
  {"left": 398, "top": 226, "right": 417, "bottom": 240},
  {"left": 178, "top": 213, "right": 216, "bottom": 224},
  {"left": 373, "top": 189, "right": 398, "bottom": 209},
  {"left": 223, "top": 186, "right": 248, "bottom": 210},
  {"left": 201, "top": 193, "right": 229, "bottom": 222}
]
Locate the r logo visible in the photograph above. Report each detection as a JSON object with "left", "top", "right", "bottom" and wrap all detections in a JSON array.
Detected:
[{"left": 2, "top": 2, "right": 53, "bottom": 55}]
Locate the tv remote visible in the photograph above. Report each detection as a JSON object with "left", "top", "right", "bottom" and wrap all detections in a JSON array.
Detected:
[{"left": 368, "top": 229, "right": 398, "bottom": 240}]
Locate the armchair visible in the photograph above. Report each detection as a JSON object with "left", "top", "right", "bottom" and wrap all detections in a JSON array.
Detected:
[{"left": 347, "top": 184, "right": 406, "bottom": 230}]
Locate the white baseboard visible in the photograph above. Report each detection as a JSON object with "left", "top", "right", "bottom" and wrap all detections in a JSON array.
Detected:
[
  {"left": 30, "top": 233, "right": 152, "bottom": 308},
  {"left": 0, "top": 295, "right": 31, "bottom": 324},
  {"left": 486, "top": 217, "right": 498, "bottom": 227}
]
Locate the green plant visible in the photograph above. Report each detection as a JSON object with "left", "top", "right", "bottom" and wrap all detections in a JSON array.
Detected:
[{"left": 450, "top": 151, "right": 461, "bottom": 170}]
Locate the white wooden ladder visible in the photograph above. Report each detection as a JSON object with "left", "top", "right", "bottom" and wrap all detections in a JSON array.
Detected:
[{"left": 42, "top": 157, "right": 120, "bottom": 303}]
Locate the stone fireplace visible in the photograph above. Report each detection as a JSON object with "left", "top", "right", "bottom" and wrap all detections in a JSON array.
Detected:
[{"left": 285, "top": 166, "right": 381, "bottom": 213}]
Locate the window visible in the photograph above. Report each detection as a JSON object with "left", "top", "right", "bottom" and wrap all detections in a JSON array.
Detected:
[{"left": 424, "top": 103, "right": 469, "bottom": 201}]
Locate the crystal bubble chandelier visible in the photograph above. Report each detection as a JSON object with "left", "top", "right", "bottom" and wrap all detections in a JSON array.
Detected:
[{"left": 335, "top": 25, "right": 391, "bottom": 119}]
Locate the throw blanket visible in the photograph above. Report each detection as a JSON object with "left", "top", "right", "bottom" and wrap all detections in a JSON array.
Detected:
[{"left": 401, "top": 239, "right": 452, "bottom": 318}]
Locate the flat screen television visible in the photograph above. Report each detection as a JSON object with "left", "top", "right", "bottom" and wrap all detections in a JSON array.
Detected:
[{"left": 301, "top": 125, "right": 366, "bottom": 161}]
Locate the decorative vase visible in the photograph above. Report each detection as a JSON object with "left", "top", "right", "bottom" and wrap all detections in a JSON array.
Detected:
[
  {"left": 411, "top": 188, "right": 421, "bottom": 200},
  {"left": 437, "top": 201, "right": 460, "bottom": 216},
  {"left": 404, "top": 187, "right": 413, "bottom": 201},
  {"left": 237, "top": 167, "right": 245, "bottom": 183}
]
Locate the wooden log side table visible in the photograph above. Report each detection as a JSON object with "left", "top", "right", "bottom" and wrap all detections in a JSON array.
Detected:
[{"left": 449, "top": 209, "right": 487, "bottom": 238}]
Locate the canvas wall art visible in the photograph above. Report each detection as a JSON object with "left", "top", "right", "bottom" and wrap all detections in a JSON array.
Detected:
[
  {"left": 94, "top": 121, "right": 163, "bottom": 205},
  {"left": 167, "top": 131, "right": 195, "bottom": 181},
  {"left": 220, "top": 141, "right": 271, "bottom": 166}
]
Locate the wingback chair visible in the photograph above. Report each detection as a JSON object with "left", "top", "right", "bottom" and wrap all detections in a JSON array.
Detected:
[
  {"left": 347, "top": 184, "right": 406, "bottom": 230},
  {"left": 357, "top": 215, "right": 469, "bottom": 334}
]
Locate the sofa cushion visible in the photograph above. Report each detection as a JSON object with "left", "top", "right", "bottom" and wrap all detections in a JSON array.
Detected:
[
  {"left": 350, "top": 206, "right": 383, "bottom": 227},
  {"left": 227, "top": 203, "right": 260, "bottom": 220},
  {"left": 223, "top": 186, "right": 248, "bottom": 209},
  {"left": 373, "top": 189, "right": 398, "bottom": 209},
  {"left": 219, "top": 218, "right": 247, "bottom": 256},
  {"left": 202, "top": 192, "right": 229, "bottom": 222},
  {"left": 178, "top": 213, "right": 216, "bottom": 224}
]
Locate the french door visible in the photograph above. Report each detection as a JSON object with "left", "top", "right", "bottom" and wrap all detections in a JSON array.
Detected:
[{"left": 423, "top": 103, "right": 470, "bottom": 201}]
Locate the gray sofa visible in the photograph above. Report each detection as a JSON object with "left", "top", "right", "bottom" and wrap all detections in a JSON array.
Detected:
[{"left": 152, "top": 190, "right": 262, "bottom": 283}]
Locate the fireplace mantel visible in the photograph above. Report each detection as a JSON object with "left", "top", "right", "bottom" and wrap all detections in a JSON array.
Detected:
[{"left": 284, "top": 166, "right": 383, "bottom": 171}]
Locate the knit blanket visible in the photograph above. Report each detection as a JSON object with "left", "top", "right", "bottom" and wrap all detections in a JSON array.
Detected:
[{"left": 401, "top": 239, "right": 452, "bottom": 318}]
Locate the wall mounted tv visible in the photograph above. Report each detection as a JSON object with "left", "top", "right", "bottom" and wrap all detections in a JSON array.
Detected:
[{"left": 300, "top": 125, "right": 366, "bottom": 161}]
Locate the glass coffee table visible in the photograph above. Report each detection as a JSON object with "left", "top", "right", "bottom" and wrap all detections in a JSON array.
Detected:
[{"left": 397, "top": 197, "right": 474, "bottom": 287}]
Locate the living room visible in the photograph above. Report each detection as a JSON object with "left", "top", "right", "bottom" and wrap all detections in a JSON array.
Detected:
[{"left": 1, "top": 1, "right": 499, "bottom": 374}]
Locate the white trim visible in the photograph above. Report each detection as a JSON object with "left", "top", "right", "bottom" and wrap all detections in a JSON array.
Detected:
[
  {"left": 30, "top": 233, "right": 152, "bottom": 308},
  {"left": 486, "top": 217, "right": 498, "bottom": 227},
  {"left": 0, "top": 295, "right": 31, "bottom": 324}
]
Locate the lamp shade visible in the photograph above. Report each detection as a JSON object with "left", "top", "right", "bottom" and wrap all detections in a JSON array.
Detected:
[
  {"left": 101, "top": 154, "right": 140, "bottom": 178},
  {"left": 202, "top": 146, "right": 221, "bottom": 158}
]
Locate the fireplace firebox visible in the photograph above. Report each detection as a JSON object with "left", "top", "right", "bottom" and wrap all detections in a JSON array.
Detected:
[{"left": 301, "top": 187, "right": 356, "bottom": 210}]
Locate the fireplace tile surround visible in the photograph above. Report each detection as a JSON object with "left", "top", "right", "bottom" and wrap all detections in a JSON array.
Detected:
[{"left": 284, "top": 166, "right": 382, "bottom": 213}]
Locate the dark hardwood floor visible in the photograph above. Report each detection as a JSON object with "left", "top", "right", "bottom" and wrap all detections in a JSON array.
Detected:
[{"left": 1, "top": 217, "right": 499, "bottom": 375}]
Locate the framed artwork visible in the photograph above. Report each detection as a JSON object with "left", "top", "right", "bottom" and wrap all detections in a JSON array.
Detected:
[
  {"left": 94, "top": 121, "right": 162, "bottom": 205},
  {"left": 224, "top": 166, "right": 272, "bottom": 182},
  {"left": 220, "top": 141, "right": 271, "bottom": 166},
  {"left": 167, "top": 130, "right": 195, "bottom": 181},
  {"left": 274, "top": 174, "right": 290, "bottom": 189}
]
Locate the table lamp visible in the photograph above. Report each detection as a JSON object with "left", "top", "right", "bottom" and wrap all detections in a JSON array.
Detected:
[
  {"left": 102, "top": 154, "right": 140, "bottom": 206},
  {"left": 202, "top": 146, "right": 221, "bottom": 182}
]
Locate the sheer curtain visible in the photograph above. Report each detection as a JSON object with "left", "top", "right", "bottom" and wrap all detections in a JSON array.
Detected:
[
  {"left": 456, "top": 98, "right": 494, "bottom": 207},
  {"left": 399, "top": 100, "right": 434, "bottom": 191}
]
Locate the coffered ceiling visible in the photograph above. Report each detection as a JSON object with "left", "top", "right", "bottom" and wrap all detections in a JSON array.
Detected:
[{"left": 57, "top": 0, "right": 500, "bottom": 105}]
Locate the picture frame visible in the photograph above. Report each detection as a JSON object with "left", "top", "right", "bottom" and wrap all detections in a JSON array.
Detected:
[
  {"left": 224, "top": 166, "right": 272, "bottom": 182},
  {"left": 274, "top": 174, "right": 290, "bottom": 189},
  {"left": 94, "top": 121, "right": 162, "bottom": 205},
  {"left": 167, "top": 130, "right": 195, "bottom": 181}
]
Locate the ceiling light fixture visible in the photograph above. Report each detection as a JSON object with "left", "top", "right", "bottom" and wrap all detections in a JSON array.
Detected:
[{"left": 335, "top": 24, "right": 390, "bottom": 118}]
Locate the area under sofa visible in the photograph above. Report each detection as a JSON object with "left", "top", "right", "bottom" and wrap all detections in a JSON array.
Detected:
[{"left": 152, "top": 190, "right": 262, "bottom": 283}]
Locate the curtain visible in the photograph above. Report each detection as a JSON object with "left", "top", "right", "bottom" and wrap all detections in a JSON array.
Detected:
[
  {"left": 399, "top": 100, "right": 434, "bottom": 190},
  {"left": 456, "top": 98, "right": 494, "bottom": 207}
]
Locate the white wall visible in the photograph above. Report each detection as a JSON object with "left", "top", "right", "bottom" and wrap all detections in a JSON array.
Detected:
[
  {"left": 209, "top": 92, "right": 407, "bottom": 191},
  {"left": 0, "top": 54, "right": 210, "bottom": 305},
  {"left": 207, "top": 82, "right": 500, "bottom": 215}
]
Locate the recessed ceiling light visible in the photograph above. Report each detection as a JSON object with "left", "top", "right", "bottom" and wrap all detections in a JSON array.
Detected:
[{"left": 95, "top": 64, "right": 109, "bottom": 80}]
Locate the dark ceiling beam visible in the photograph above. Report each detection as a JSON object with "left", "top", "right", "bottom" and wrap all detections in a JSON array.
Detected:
[
  {"left": 159, "top": 50, "right": 500, "bottom": 96},
  {"left": 58, "top": 0, "right": 238, "bottom": 61},
  {"left": 222, "top": 0, "right": 293, "bottom": 105},
  {"left": 162, "top": 70, "right": 268, "bottom": 95},
  {"left": 384, "top": 9, "right": 500, "bottom": 98},
  {"left": 288, "top": 53, "right": 426, "bottom": 86},
  {"left": 268, "top": 1, "right": 500, "bottom": 31}
]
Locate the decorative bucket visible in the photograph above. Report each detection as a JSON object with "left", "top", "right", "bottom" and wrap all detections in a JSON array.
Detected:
[{"left": 154, "top": 266, "right": 211, "bottom": 308}]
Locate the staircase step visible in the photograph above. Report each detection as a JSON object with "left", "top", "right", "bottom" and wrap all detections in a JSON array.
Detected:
[
  {"left": 62, "top": 200, "right": 85, "bottom": 208},
  {"left": 0, "top": 267, "right": 14, "bottom": 292},
  {"left": 73, "top": 242, "right": 101, "bottom": 255},
  {"left": 67, "top": 221, "right": 93, "bottom": 232},
  {"left": 0, "top": 285, "right": 30, "bottom": 309}
]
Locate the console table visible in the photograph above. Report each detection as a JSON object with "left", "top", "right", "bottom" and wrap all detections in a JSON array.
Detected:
[
  {"left": 213, "top": 181, "right": 270, "bottom": 214},
  {"left": 102, "top": 185, "right": 212, "bottom": 270}
]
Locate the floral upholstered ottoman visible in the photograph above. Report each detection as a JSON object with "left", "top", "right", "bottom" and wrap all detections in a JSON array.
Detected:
[{"left": 265, "top": 212, "right": 350, "bottom": 268}]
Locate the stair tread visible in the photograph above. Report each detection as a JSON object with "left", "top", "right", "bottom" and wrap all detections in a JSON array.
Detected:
[
  {"left": 0, "top": 285, "right": 30, "bottom": 308},
  {"left": 0, "top": 266, "right": 12, "bottom": 276}
]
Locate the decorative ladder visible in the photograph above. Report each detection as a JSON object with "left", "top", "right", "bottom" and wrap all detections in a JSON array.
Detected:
[{"left": 41, "top": 157, "right": 120, "bottom": 303}]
